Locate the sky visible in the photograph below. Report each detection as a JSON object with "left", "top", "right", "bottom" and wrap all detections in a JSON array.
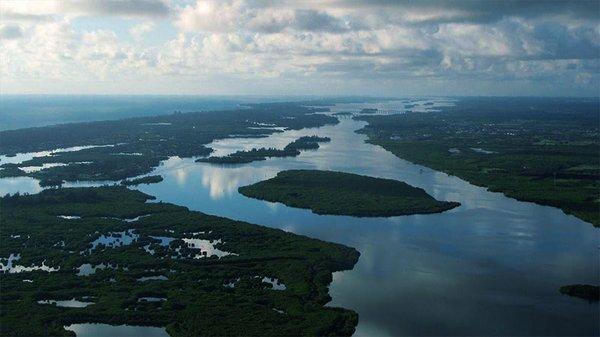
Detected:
[{"left": 0, "top": 0, "right": 598, "bottom": 96}]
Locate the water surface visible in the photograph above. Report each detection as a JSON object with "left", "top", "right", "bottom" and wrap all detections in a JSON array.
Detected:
[{"left": 64, "top": 323, "right": 169, "bottom": 337}]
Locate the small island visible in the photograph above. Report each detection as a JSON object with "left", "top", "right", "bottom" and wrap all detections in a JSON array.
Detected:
[
  {"left": 197, "top": 136, "right": 330, "bottom": 164},
  {"left": 120, "top": 174, "right": 164, "bottom": 186},
  {"left": 238, "top": 170, "right": 460, "bottom": 217},
  {"left": 559, "top": 284, "right": 599, "bottom": 302}
]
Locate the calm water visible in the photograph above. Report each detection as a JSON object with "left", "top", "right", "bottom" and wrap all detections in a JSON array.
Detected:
[
  {"left": 1, "top": 99, "right": 597, "bottom": 336},
  {"left": 64, "top": 324, "right": 169, "bottom": 337}
]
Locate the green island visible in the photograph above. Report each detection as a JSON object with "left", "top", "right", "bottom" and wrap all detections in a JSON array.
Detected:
[
  {"left": 238, "top": 170, "right": 460, "bottom": 217},
  {"left": 0, "top": 103, "right": 337, "bottom": 185},
  {"left": 357, "top": 97, "right": 600, "bottom": 226},
  {"left": 559, "top": 284, "right": 600, "bottom": 302},
  {"left": 120, "top": 175, "right": 164, "bottom": 186},
  {"left": 197, "top": 136, "right": 330, "bottom": 164},
  {"left": 0, "top": 186, "right": 359, "bottom": 337}
]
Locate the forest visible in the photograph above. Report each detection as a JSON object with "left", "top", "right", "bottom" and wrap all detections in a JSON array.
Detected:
[
  {"left": 238, "top": 169, "right": 460, "bottom": 217},
  {"left": 0, "top": 186, "right": 359, "bottom": 336},
  {"left": 0, "top": 103, "right": 338, "bottom": 184},
  {"left": 357, "top": 97, "right": 600, "bottom": 226}
]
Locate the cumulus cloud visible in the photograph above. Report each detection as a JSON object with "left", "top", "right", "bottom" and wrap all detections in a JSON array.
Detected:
[
  {"left": 0, "top": 24, "right": 24, "bottom": 40},
  {"left": 129, "top": 22, "right": 155, "bottom": 39},
  {"left": 0, "top": 0, "right": 598, "bottom": 95}
]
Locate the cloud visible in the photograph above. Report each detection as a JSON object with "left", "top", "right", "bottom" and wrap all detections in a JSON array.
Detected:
[
  {"left": 129, "top": 22, "right": 156, "bottom": 39},
  {"left": 176, "top": 1, "right": 348, "bottom": 34},
  {"left": 0, "top": 0, "right": 171, "bottom": 19},
  {"left": 293, "top": 9, "right": 348, "bottom": 32},
  {"left": 321, "top": 0, "right": 600, "bottom": 23},
  {"left": 0, "top": 24, "right": 24, "bottom": 40},
  {"left": 0, "top": 0, "right": 598, "bottom": 96},
  {"left": 63, "top": 0, "right": 171, "bottom": 18},
  {"left": 0, "top": 11, "right": 54, "bottom": 22},
  {"left": 532, "top": 22, "right": 600, "bottom": 60}
]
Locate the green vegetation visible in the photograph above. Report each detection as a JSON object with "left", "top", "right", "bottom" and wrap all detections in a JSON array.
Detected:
[
  {"left": 360, "top": 108, "right": 378, "bottom": 114},
  {"left": 559, "top": 284, "right": 599, "bottom": 302},
  {"left": 197, "top": 136, "right": 330, "bottom": 164},
  {"left": 0, "top": 103, "right": 337, "bottom": 184},
  {"left": 285, "top": 136, "right": 331, "bottom": 152},
  {"left": 357, "top": 97, "right": 600, "bottom": 226},
  {"left": 238, "top": 170, "right": 459, "bottom": 217},
  {"left": 0, "top": 186, "right": 359, "bottom": 336},
  {"left": 120, "top": 175, "right": 164, "bottom": 186}
]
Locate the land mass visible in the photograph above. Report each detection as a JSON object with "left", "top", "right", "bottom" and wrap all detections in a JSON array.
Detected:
[
  {"left": 238, "top": 170, "right": 460, "bottom": 217},
  {"left": 559, "top": 284, "right": 600, "bottom": 302},
  {"left": 357, "top": 97, "right": 599, "bottom": 226},
  {"left": 0, "top": 103, "right": 337, "bottom": 185},
  {"left": 196, "top": 136, "right": 330, "bottom": 164},
  {"left": 0, "top": 186, "right": 359, "bottom": 337}
]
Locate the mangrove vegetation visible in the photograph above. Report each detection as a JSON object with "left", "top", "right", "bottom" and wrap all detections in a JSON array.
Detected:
[{"left": 238, "top": 169, "right": 460, "bottom": 217}]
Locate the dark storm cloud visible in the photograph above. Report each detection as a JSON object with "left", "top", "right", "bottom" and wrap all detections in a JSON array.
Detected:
[
  {"left": 64, "top": 0, "right": 171, "bottom": 18},
  {"left": 332, "top": 0, "right": 599, "bottom": 23},
  {"left": 293, "top": 9, "right": 348, "bottom": 32},
  {"left": 532, "top": 23, "right": 600, "bottom": 60}
]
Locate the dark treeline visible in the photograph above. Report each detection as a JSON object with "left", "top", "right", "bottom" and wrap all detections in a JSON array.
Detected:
[
  {"left": 239, "top": 169, "right": 459, "bottom": 216},
  {"left": 357, "top": 97, "right": 599, "bottom": 226},
  {"left": 121, "top": 175, "right": 164, "bottom": 186}
]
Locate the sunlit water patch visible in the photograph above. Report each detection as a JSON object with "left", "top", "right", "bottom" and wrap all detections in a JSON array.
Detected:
[
  {"left": 64, "top": 323, "right": 169, "bottom": 337},
  {"left": 181, "top": 238, "right": 238, "bottom": 258},
  {"left": 262, "top": 277, "right": 286, "bottom": 290},
  {"left": 20, "top": 161, "right": 93, "bottom": 174},
  {"left": 85, "top": 230, "right": 139, "bottom": 253},
  {"left": 58, "top": 215, "right": 81, "bottom": 220},
  {"left": 76, "top": 263, "right": 116, "bottom": 276},
  {"left": 137, "top": 275, "right": 168, "bottom": 282},
  {"left": 0, "top": 254, "right": 60, "bottom": 273},
  {"left": 0, "top": 144, "right": 118, "bottom": 165},
  {"left": 38, "top": 299, "right": 94, "bottom": 308}
]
